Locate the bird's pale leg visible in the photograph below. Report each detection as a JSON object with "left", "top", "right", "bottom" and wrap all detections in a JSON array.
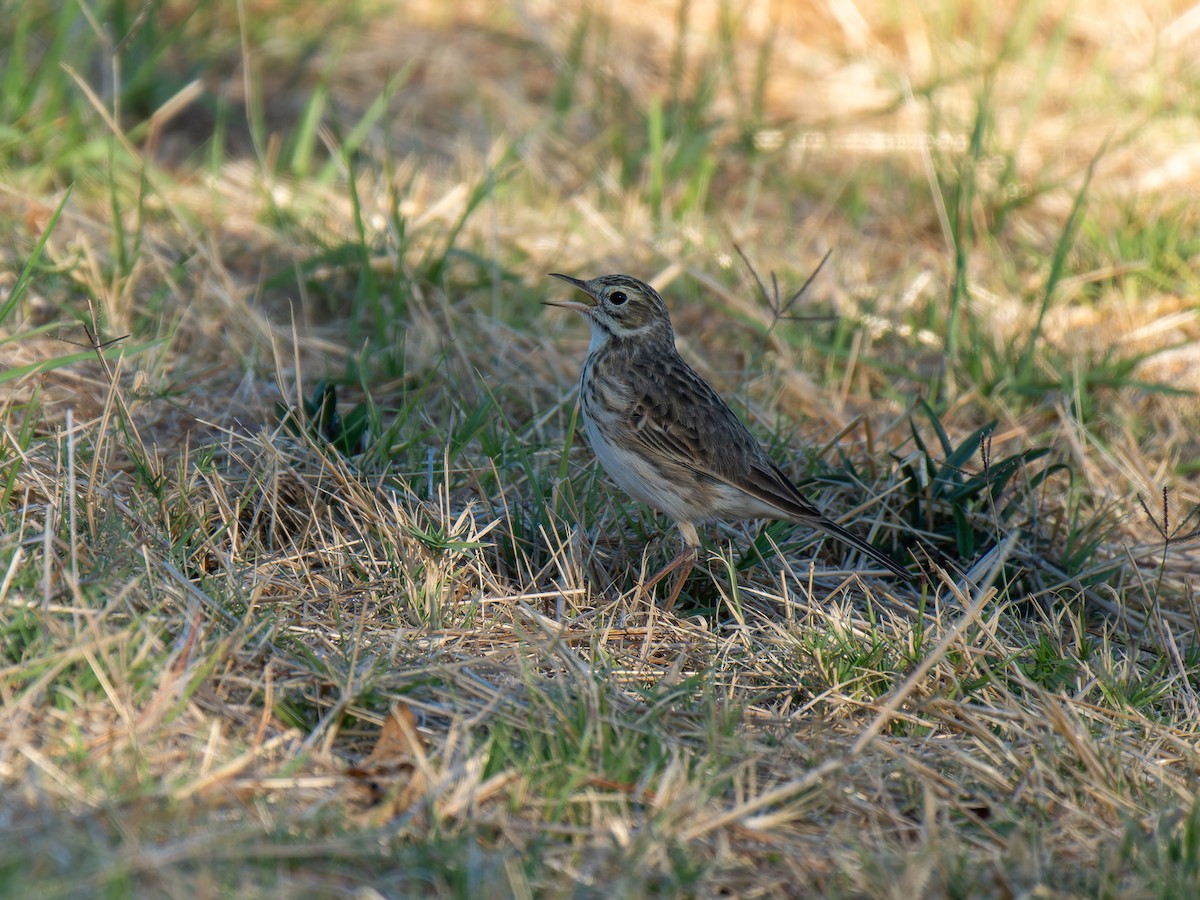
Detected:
[
  {"left": 661, "top": 544, "right": 697, "bottom": 613},
  {"left": 641, "top": 522, "right": 700, "bottom": 612}
]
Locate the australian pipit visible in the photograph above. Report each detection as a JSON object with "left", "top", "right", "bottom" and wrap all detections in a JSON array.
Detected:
[{"left": 545, "top": 272, "right": 909, "bottom": 609}]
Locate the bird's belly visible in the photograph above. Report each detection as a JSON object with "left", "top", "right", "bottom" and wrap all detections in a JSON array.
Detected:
[{"left": 582, "top": 413, "right": 709, "bottom": 524}]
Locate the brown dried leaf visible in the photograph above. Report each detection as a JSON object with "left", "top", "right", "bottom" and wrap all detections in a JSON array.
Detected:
[{"left": 346, "top": 701, "right": 428, "bottom": 825}]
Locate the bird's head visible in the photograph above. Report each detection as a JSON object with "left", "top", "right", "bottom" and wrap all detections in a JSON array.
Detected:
[{"left": 545, "top": 273, "right": 674, "bottom": 345}]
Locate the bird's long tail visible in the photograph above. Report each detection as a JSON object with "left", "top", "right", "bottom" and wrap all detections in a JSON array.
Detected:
[{"left": 810, "top": 515, "right": 911, "bottom": 578}]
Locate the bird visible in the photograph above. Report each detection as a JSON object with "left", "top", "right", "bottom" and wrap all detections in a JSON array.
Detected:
[{"left": 544, "top": 272, "right": 910, "bottom": 610}]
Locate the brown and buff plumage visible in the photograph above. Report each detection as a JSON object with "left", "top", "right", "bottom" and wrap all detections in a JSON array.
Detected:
[{"left": 546, "top": 273, "right": 909, "bottom": 609}]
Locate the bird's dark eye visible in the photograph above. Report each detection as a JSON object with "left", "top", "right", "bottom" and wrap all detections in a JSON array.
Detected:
[{"left": 610, "top": 291, "right": 628, "bottom": 305}]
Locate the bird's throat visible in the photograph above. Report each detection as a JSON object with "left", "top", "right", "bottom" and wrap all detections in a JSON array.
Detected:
[{"left": 586, "top": 316, "right": 612, "bottom": 353}]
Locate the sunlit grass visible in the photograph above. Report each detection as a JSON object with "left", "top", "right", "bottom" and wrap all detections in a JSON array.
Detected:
[{"left": 1, "top": 0, "right": 1199, "bottom": 895}]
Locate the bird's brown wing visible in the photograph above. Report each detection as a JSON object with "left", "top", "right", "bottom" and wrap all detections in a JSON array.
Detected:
[
  {"left": 617, "top": 349, "right": 910, "bottom": 577},
  {"left": 620, "top": 349, "right": 821, "bottom": 517}
]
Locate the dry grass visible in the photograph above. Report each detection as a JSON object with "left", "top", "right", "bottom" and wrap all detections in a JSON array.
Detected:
[{"left": 2, "top": 0, "right": 1200, "bottom": 895}]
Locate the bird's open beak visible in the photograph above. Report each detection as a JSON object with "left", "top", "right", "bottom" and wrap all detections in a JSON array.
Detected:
[{"left": 543, "top": 273, "right": 597, "bottom": 311}]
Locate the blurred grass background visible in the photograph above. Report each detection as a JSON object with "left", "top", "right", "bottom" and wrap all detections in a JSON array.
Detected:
[{"left": 2, "top": 0, "right": 1200, "bottom": 895}]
